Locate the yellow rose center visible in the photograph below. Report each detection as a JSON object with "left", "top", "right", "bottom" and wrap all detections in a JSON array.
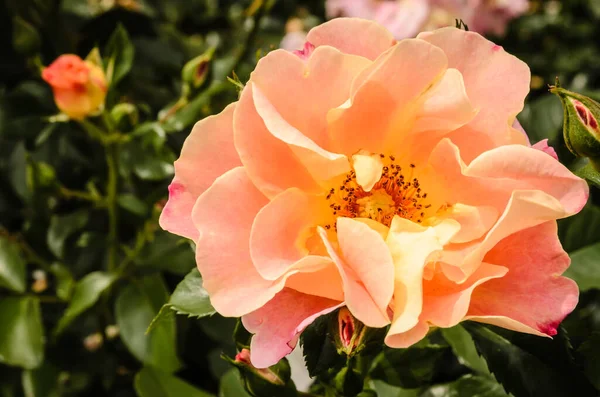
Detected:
[{"left": 325, "top": 155, "right": 430, "bottom": 229}]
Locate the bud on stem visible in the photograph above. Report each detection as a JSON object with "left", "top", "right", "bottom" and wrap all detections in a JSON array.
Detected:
[{"left": 550, "top": 83, "right": 600, "bottom": 171}]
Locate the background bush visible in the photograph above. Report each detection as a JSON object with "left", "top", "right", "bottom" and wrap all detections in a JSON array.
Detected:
[{"left": 0, "top": 0, "right": 599, "bottom": 396}]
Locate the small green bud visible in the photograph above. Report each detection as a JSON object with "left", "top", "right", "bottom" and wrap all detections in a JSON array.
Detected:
[
  {"left": 181, "top": 47, "right": 215, "bottom": 91},
  {"left": 110, "top": 103, "right": 138, "bottom": 130},
  {"left": 550, "top": 84, "right": 600, "bottom": 170},
  {"left": 226, "top": 349, "right": 296, "bottom": 397}
]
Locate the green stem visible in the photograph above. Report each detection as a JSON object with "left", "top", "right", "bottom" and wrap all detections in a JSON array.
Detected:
[
  {"left": 59, "top": 185, "right": 103, "bottom": 203},
  {"left": 105, "top": 143, "right": 119, "bottom": 271}
]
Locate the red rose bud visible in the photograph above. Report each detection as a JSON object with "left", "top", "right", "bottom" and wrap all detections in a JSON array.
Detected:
[
  {"left": 550, "top": 85, "right": 600, "bottom": 170},
  {"left": 181, "top": 47, "right": 215, "bottom": 92},
  {"left": 335, "top": 308, "right": 367, "bottom": 356},
  {"left": 227, "top": 349, "right": 296, "bottom": 397},
  {"left": 42, "top": 54, "right": 107, "bottom": 120}
]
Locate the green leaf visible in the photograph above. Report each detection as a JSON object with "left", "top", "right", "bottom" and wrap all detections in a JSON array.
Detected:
[
  {"left": 0, "top": 236, "right": 26, "bottom": 293},
  {"left": 136, "top": 231, "right": 195, "bottom": 275},
  {"left": 49, "top": 262, "right": 74, "bottom": 301},
  {"left": 574, "top": 163, "right": 600, "bottom": 188},
  {"left": 12, "top": 16, "right": 40, "bottom": 56},
  {"left": 120, "top": 139, "right": 174, "bottom": 181},
  {"left": 441, "top": 325, "right": 490, "bottom": 374},
  {"left": 518, "top": 95, "right": 563, "bottom": 143},
  {"left": 464, "top": 322, "right": 595, "bottom": 397},
  {"left": 370, "top": 340, "right": 450, "bottom": 389},
  {"left": 421, "top": 375, "right": 510, "bottom": 397},
  {"left": 219, "top": 370, "right": 252, "bottom": 397},
  {"left": 300, "top": 313, "right": 344, "bottom": 378},
  {"left": 147, "top": 268, "right": 215, "bottom": 333},
  {"left": 54, "top": 271, "right": 116, "bottom": 336},
  {"left": 576, "top": 332, "right": 600, "bottom": 389},
  {"left": 134, "top": 366, "right": 214, "bottom": 397},
  {"left": 0, "top": 296, "right": 44, "bottom": 369},
  {"left": 560, "top": 204, "right": 600, "bottom": 252},
  {"left": 104, "top": 24, "right": 134, "bottom": 86},
  {"left": 116, "top": 274, "right": 181, "bottom": 373},
  {"left": 22, "top": 362, "right": 61, "bottom": 397},
  {"left": 47, "top": 211, "right": 89, "bottom": 258},
  {"left": 168, "top": 268, "right": 216, "bottom": 317},
  {"left": 370, "top": 381, "right": 421, "bottom": 397},
  {"left": 118, "top": 194, "right": 148, "bottom": 216},
  {"left": 564, "top": 242, "right": 600, "bottom": 291}
]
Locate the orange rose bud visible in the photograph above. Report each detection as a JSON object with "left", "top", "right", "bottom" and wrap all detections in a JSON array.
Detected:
[{"left": 42, "top": 54, "right": 107, "bottom": 120}]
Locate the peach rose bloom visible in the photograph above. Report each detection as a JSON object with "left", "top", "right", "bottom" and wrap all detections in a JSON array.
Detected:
[
  {"left": 42, "top": 54, "right": 108, "bottom": 120},
  {"left": 326, "top": 0, "right": 529, "bottom": 39},
  {"left": 160, "top": 18, "right": 587, "bottom": 368}
]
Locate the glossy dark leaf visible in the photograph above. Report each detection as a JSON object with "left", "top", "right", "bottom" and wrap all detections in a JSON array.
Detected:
[
  {"left": 46, "top": 211, "right": 89, "bottom": 259},
  {"left": 0, "top": 296, "right": 44, "bottom": 369},
  {"left": 104, "top": 24, "right": 135, "bottom": 86},
  {"left": 54, "top": 271, "right": 116, "bottom": 335},
  {"left": 134, "top": 366, "right": 214, "bottom": 397},
  {"left": 370, "top": 340, "right": 451, "bottom": 389},
  {"left": 575, "top": 331, "right": 600, "bottom": 390},
  {"left": 300, "top": 313, "right": 344, "bottom": 378},
  {"left": 0, "top": 236, "right": 26, "bottom": 293},
  {"left": 116, "top": 274, "right": 181, "bottom": 373},
  {"left": 464, "top": 322, "right": 596, "bottom": 397},
  {"left": 420, "top": 375, "right": 510, "bottom": 397},
  {"left": 564, "top": 242, "right": 600, "bottom": 291}
]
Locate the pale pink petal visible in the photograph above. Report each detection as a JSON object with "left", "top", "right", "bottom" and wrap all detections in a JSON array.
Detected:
[
  {"left": 306, "top": 18, "right": 396, "bottom": 61},
  {"left": 191, "top": 167, "right": 284, "bottom": 317},
  {"left": 250, "top": 46, "right": 371, "bottom": 150},
  {"left": 160, "top": 103, "right": 240, "bottom": 240},
  {"left": 385, "top": 320, "right": 430, "bottom": 348},
  {"left": 234, "top": 84, "right": 320, "bottom": 198},
  {"left": 418, "top": 28, "right": 531, "bottom": 161},
  {"left": 250, "top": 188, "right": 333, "bottom": 280},
  {"left": 386, "top": 262, "right": 507, "bottom": 347},
  {"left": 374, "top": 0, "right": 430, "bottom": 40},
  {"left": 251, "top": 83, "right": 351, "bottom": 183},
  {"left": 318, "top": 218, "right": 395, "bottom": 327},
  {"left": 532, "top": 139, "right": 559, "bottom": 160},
  {"left": 428, "top": 139, "right": 589, "bottom": 214},
  {"left": 242, "top": 288, "right": 342, "bottom": 368},
  {"left": 422, "top": 263, "right": 507, "bottom": 327},
  {"left": 386, "top": 217, "right": 460, "bottom": 335},
  {"left": 467, "top": 221, "right": 579, "bottom": 337},
  {"left": 327, "top": 39, "right": 448, "bottom": 155},
  {"left": 285, "top": 262, "right": 345, "bottom": 301},
  {"left": 436, "top": 203, "right": 498, "bottom": 244}
]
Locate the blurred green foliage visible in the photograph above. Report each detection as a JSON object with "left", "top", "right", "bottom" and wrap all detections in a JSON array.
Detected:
[{"left": 0, "top": 0, "right": 599, "bottom": 396}]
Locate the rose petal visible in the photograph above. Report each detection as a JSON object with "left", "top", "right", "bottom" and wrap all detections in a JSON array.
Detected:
[
  {"left": 191, "top": 167, "right": 284, "bottom": 317},
  {"left": 160, "top": 103, "right": 240, "bottom": 240},
  {"left": 467, "top": 221, "right": 579, "bottom": 337},
  {"left": 327, "top": 39, "right": 447, "bottom": 155},
  {"left": 306, "top": 18, "right": 396, "bottom": 60},
  {"left": 318, "top": 218, "right": 395, "bottom": 327},
  {"left": 418, "top": 28, "right": 531, "bottom": 161},
  {"left": 242, "top": 288, "right": 342, "bottom": 368}
]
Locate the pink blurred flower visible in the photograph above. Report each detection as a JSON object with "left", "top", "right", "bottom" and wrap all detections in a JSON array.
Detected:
[{"left": 326, "top": 0, "right": 529, "bottom": 39}]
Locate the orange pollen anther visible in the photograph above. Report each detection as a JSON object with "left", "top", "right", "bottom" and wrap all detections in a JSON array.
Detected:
[{"left": 325, "top": 154, "right": 430, "bottom": 229}]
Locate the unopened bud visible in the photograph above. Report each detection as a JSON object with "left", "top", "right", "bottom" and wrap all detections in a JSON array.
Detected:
[
  {"left": 226, "top": 349, "right": 296, "bottom": 397},
  {"left": 83, "top": 332, "right": 103, "bottom": 352},
  {"left": 105, "top": 325, "right": 120, "bottom": 340},
  {"left": 110, "top": 103, "right": 138, "bottom": 130},
  {"left": 335, "top": 308, "right": 366, "bottom": 356},
  {"left": 31, "top": 270, "right": 47, "bottom": 293},
  {"left": 181, "top": 47, "right": 215, "bottom": 92},
  {"left": 550, "top": 84, "right": 600, "bottom": 170}
]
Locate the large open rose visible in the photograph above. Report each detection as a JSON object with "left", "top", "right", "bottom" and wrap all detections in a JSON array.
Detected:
[{"left": 160, "top": 18, "right": 588, "bottom": 368}]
